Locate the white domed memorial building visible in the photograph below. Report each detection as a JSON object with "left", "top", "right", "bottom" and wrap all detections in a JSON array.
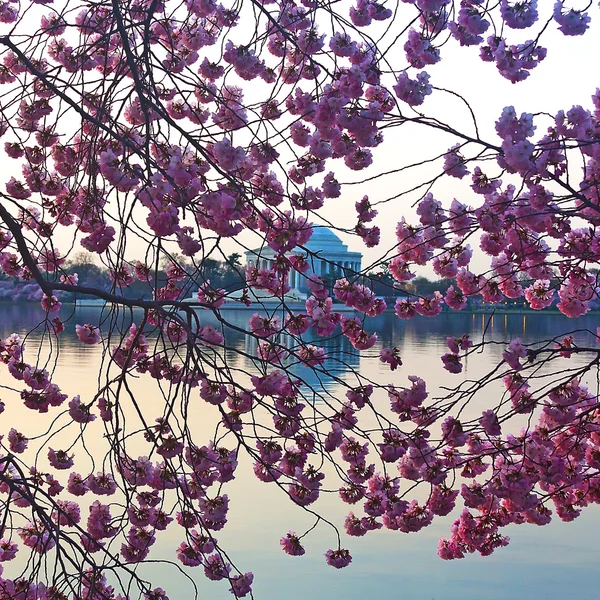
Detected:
[{"left": 244, "top": 228, "right": 363, "bottom": 299}]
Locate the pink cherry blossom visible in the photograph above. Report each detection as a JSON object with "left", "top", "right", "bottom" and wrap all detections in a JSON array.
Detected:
[
  {"left": 325, "top": 548, "right": 352, "bottom": 568},
  {"left": 75, "top": 324, "right": 101, "bottom": 345}
]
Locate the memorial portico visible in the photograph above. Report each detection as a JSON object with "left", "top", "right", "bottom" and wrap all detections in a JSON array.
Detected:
[{"left": 245, "top": 228, "right": 362, "bottom": 297}]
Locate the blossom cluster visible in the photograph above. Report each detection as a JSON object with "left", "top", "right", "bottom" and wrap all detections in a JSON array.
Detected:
[{"left": 0, "top": 0, "right": 598, "bottom": 598}]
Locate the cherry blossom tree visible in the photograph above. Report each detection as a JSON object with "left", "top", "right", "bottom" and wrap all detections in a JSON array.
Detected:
[{"left": 0, "top": 0, "right": 599, "bottom": 598}]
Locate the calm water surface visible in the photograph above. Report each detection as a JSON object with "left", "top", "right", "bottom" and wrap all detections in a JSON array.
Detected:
[{"left": 0, "top": 304, "right": 599, "bottom": 600}]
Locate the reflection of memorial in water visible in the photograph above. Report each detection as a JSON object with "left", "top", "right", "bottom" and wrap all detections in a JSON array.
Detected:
[{"left": 242, "top": 328, "right": 360, "bottom": 394}]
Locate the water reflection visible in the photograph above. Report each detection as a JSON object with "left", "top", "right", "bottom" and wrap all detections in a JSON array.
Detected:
[
  {"left": 0, "top": 303, "right": 599, "bottom": 600},
  {"left": 2, "top": 303, "right": 599, "bottom": 377},
  {"left": 242, "top": 330, "right": 360, "bottom": 394}
]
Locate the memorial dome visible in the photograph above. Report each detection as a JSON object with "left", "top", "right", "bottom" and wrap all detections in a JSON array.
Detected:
[{"left": 305, "top": 228, "right": 344, "bottom": 248}]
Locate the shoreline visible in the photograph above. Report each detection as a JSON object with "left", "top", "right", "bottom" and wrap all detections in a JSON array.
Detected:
[{"left": 1, "top": 299, "right": 599, "bottom": 316}]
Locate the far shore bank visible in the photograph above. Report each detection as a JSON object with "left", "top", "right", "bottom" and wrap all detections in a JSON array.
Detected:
[{"left": 1, "top": 298, "right": 599, "bottom": 317}]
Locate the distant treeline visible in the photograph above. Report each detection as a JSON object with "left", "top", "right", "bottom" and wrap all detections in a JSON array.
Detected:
[{"left": 0, "top": 252, "right": 246, "bottom": 302}]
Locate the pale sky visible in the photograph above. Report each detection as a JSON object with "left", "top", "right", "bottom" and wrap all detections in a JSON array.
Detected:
[
  {"left": 3, "top": 2, "right": 599, "bottom": 280},
  {"left": 226, "top": 3, "right": 600, "bottom": 276}
]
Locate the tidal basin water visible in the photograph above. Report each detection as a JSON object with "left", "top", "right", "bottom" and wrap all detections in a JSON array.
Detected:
[{"left": 0, "top": 303, "right": 599, "bottom": 600}]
